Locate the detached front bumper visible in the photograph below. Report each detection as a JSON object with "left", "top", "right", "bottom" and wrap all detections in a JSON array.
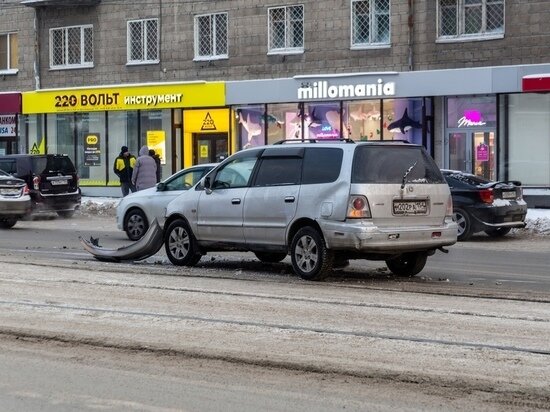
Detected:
[{"left": 321, "top": 218, "right": 458, "bottom": 253}]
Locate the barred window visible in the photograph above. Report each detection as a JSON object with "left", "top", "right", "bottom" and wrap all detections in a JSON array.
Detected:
[
  {"left": 127, "top": 18, "right": 159, "bottom": 64},
  {"left": 49, "top": 25, "right": 93, "bottom": 69},
  {"left": 0, "top": 32, "right": 18, "bottom": 72},
  {"left": 194, "top": 12, "right": 228, "bottom": 60},
  {"left": 351, "top": 0, "right": 390, "bottom": 47},
  {"left": 438, "top": 0, "right": 504, "bottom": 39},
  {"left": 268, "top": 5, "right": 304, "bottom": 53}
]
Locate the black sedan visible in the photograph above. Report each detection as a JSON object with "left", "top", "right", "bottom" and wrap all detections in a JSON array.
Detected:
[
  {"left": 0, "top": 169, "right": 32, "bottom": 229},
  {"left": 441, "top": 169, "right": 527, "bottom": 241}
]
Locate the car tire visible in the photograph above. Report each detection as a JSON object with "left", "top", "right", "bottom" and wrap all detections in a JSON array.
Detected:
[
  {"left": 0, "top": 218, "right": 17, "bottom": 229},
  {"left": 124, "top": 208, "right": 149, "bottom": 241},
  {"left": 164, "top": 219, "right": 202, "bottom": 266},
  {"left": 454, "top": 208, "right": 473, "bottom": 241},
  {"left": 484, "top": 227, "right": 512, "bottom": 237},
  {"left": 290, "top": 227, "right": 334, "bottom": 281},
  {"left": 254, "top": 252, "right": 287, "bottom": 263},
  {"left": 57, "top": 211, "right": 75, "bottom": 219},
  {"left": 386, "top": 252, "right": 428, "bottom": 277}
]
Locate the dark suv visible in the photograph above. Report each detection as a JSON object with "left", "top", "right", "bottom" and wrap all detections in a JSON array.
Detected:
[{"left": 0, "top": 154, "right": 81, "bottom": 218}]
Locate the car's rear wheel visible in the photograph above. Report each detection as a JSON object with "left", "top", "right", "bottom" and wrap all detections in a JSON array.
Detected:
[
  {"left": 386, "top": 252, "right": 428, "bottom": 277},
  {"left": 484, "top": 227, "right": 512, "bottom": 237},
  {"left": 454, "top": 208, "right": 473, "bottom": 241},
  {"left": 290, "top": 227, "right": 333, "bottom": 281},
  {"left": 0, "top": 218, "right": 17, "bottom": 229},
  {"left": 254, "top": 252, "right": 287, "bottom": 263},
  {"left": 124, "top": 208, "right": 149, "bottom": 241},
  {"left": 57, "top": 210, "right": 75, "bottom": 219},
  {"left": 164, "top": 219, "right": 202, "bottom": 266}
]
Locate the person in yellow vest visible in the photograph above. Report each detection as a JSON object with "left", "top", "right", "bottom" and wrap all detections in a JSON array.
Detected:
[{"left": 113, "top": 146, "right": 136, "bottom": 196}]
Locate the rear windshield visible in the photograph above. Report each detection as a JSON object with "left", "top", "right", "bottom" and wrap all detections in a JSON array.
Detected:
[
  {"left": 352, "top": 146, "right": 445, "bottom": 184},
  {"left": 31, "top": 156, "right": 76, "bottom": 174},
  {"left": 444, "top": 172, "right": 490, "bottom": 187}
]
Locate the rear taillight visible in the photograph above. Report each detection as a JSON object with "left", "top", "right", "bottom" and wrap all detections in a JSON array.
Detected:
[
  {"left": 33, "top": 176, "right": 40, "bottom": 190},
  {"left": 347, "top": 195, "right": 371, "bottom": 219},
  {"left": 479, "top": 188, "right": 494, "bottom": 204},
  {"left": 446, "top": 194, "right": 453, "bottom": 217}
]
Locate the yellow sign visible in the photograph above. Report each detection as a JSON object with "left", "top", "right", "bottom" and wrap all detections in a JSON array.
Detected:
[
  {"left": 22, "top": 82, "right": 225, "bottom": 114},
  {"left": 200, "top": 145, "right": 209, "bottom": 158},
  {"left": 147, "top": 130, "right": 166, "bottom": 164},
  {"left": 184, "top": 109, "right": 229, "bottom": 132},
  {"left": 86, "top": 134, "right": 98, "bottom": 145}
]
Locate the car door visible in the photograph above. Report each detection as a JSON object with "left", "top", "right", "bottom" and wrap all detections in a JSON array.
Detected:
[
  {"left": 147, "top": 165, "right": 214, "bottom": 223},
  {"left": 196, "top": 152, "right": 259, "bottom": 245},
  {"left": 243, "top": 148, "right": 303, "bottom": 247}
]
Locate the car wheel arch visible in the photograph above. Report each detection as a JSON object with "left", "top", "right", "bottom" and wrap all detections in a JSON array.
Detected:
[{"left": 287, "top": 218, "right": 324, "bottom": 249}]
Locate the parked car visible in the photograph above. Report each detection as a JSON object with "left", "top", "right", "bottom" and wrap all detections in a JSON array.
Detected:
[
  {"left": 441, "top": 169, "right": 527, "bottom": 241},
  {"left": 0, "top": 169, "right": 32, "bottom": 229},
  {"left": 0, "top": 154, "right": 81, "bottom": 218},
  {"left": 117, "top": 163, "right": 217, "bottom": 240},
  {"left": 160, "top": 140, "right": 457, "bottom": 280}
]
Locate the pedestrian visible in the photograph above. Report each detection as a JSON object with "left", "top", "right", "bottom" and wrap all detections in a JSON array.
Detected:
[
  {"left": 149, "top": 149, "right": 162, "bottom": 183},
  {"left": 132, "top": 145, "right": 158, "bottom": 191},
  {"left": 113, "top": 145, "right": 136, "bottom": 197}
]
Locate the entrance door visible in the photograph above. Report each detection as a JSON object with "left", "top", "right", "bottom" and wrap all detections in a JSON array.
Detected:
[
  {"left": 193, "top": 133, "right": 228, "bottom": 165},
  {"left": 448, "top": 130, "right": 495, "bottom": 180}
]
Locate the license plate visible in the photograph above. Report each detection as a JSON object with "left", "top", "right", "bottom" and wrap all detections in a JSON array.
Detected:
[
  {"left": 393, "top": 199, "right": 428, "bottom": 215},
  {"left": 0, "top": 188, "right": 20, "bottom": 195},
  {"left": 51, "top": 179, "right": 68, "bottom": 185},
  {"left": 501, "top": 191, "right": 516, "bottom": 199}
]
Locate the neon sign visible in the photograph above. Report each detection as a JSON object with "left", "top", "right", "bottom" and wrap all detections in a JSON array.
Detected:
[{"left": 458, "top": 110, "right": 486, "bottom": 127}]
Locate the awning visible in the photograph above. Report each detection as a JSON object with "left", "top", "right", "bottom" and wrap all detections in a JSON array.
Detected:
[
  {"left": 522, "top": 74, "right": 550, "bottom": 92},
  {"left": 0, "top": 92, "right": 22, "bottom": 114}
]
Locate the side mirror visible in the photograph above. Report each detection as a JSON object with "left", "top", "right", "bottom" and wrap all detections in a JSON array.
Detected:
[
  {"left": 204, "top": 176, "right": 212, "bottom": 194},
  {"left": 156, "top": 182, "right": 165, "bottom": 191}
]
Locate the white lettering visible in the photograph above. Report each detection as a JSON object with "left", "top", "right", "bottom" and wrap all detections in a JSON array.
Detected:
[
  {"left": 457, "top": 116, "right": 487, "bottom": 127},
  {"left": 297, "top": 79, "right": 396, "bottom": 100}
]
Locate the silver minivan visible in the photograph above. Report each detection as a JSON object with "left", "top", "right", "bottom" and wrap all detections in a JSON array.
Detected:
[{"left": 162, "top": 140, "right": 457, "bottom": 280}]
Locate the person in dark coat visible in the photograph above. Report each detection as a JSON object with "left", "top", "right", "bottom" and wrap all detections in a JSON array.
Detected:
[
  {"left": 113, "top": 146, "right": 136, "bottom": 197},
  {"left": 149, "top": 149, "right": 162, "bottom": 183}
]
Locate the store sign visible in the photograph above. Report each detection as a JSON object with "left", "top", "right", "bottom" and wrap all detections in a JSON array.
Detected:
[
  {"left": 84, "top": 133, "right": 101, "bottom": 166},
  {"left": 0, "top": 115, "right": 16, "bottom": 137},
  {"left": 22, "top": 83, "right": 225, "bottom": 114},
  {"left": 297, "top": 79, "right": 396, "bottom": 100},
  {"left": 457, "top": 110, "right": 486, "bottom": 127},
  {"left": 476, "top": 143, "right": 489, "bottom": 161}
]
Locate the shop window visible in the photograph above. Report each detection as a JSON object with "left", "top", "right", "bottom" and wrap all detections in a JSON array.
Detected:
[
  {"left": 265, "top": 103, "right": 299, "bottom": 144},
  {"left": 0, "top": 32, "right": 18, "bottom": 73},
  {"left": 74, "top": 113, "right": 105, "bottom": 185},
  {"left": 235, "top": 106, "right": 265, "bottom": 149},
  {"left": 303, "top": 102, "right": 341, "bottom": 140},
  {"left": 141, "top": 110, "right": 170, "bottom": 180},
  {"left": 344, "top": 100, "right": 382, "bottom": 140},
  {"left": 268, "top": 5, "right": 304, "bottom": 54},
  {"left": 49, "top": 25, "right": 93, "bottom": 69},
  {"left": 382, "top": 98, "right": 426, "bottom": 145},
  {"left": 447, "top": 96, "right": 496, "bottom": 128},
  {"left": 437, "top": 0, "right": 504, "bottom": 41},
  {"left": 21, "top": 114, "right": 45, "bottom": 155},
  {"left": 108, "top": 111, "right": 139, "bottom": 186},
  {"left": 127, "top": 18, "right": 159, "bottom": 64},
  {"left": 194, "top": 12, "right": 228, "bottom": 60},
  {"left": 351, "top": 0, "right": 390, "bottom": 48}
]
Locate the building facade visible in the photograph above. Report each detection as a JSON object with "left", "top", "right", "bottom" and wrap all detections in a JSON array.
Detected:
[{"left": 0, "top": 0, "right": 549, "bottom": 203}]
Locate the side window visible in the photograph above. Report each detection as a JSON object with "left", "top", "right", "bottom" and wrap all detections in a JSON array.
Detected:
[
  {"left": 166, "top": 170, "right": 204, "bottom": 191},
  {"left": 254, "top": 157, "right": 302, "bottom": 187},
  {"left": 302, "top": 148, "right": 343, "bottom": 184},
  {"left": 213, "top": 156, "right": 257, "bottom": 189}
]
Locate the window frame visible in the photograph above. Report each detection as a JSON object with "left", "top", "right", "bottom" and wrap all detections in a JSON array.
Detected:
[
  {"left": 436, "top": 0, "right": 505, "bottom": 42},
  {"left": 350, "top": 0, "right": 391, "bottom": 50},
  {"left": 194, "top": 12, "right": 229, "bottom": 61},
  {"left": 267, "top": 4, "right": 305, "bottom": 55},
  {"left": 0, "top": 32, "right": 18, "bottom": 74},
  {"left": 126, "top": 18, "right": 160, "bottom": 66},
  {"left": 49, "top": 24, "right": 94, "bottom": 70}
]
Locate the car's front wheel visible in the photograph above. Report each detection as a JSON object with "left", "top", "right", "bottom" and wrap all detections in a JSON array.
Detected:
[
  {"left": 386, "top": 252, "right": 428, "bottom": 277},
  {"left": 164, "top": 219, "right": 202, "bottom": 266},
  {"left": 290, "top": 227, "right": 333, "bottom": 281},
  {"left": 124, "top": 208, "right": 149, "bottom": 241},
  {"left": 0, "top": 218, "right": 17, "bottom": 229},
  {"left": 454, "top": 208, "right": 473, "bottom": 241},
  {"left": 484, "top": 227, "right": 511, "bottom": 238}
]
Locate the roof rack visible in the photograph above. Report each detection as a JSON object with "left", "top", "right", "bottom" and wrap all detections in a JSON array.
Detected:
[{"left": 273, "top": 138, "right": 356, "bottom": 145}]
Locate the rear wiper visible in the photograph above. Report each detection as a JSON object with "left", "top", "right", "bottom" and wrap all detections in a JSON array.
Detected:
[{"left": 401, "top": 161, "right": 418, "bottom": 189}]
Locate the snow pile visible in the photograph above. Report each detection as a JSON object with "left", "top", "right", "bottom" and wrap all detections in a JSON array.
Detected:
[{"left": 79, "top": 197, "right": 550, "bottom": 236}]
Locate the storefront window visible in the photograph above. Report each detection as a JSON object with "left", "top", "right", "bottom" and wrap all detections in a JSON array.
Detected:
[
  {"left": 447, "top": 96, "right": 496, "bottom": 129},
  {"left": 21, "top": 114, "right": 44, "bottom": 154},
  {"left": 266, "top": 103, "right": 300, "bottom": 143},
  {"left": 108, "top": 111, "right": 138, "bottom": 185},
  {"left": 46, "top": 113, "right": 75, "bottom": 159},
  {"left": 501, "top": 94, "right": 550, "bottom": 186},
  {"left": 344, "top": 100, "right": 381, "bottom": 140},
  {"left": 235, "top": 105, "right": 265, "bottom": 149},
  {"left": 74, "top": 112, "right": 106, "bottom": 185},
  {"left": 382, "top": 98, "right": 426, "bottom": 144},
  {"left": 141, "top": 109, "right": 171, "bottom": 180},
  {"left": 303, "top": 102, "right": 341, "bottom": 140}
]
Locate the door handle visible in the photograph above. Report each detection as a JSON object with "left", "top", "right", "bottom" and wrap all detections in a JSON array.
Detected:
[
  {"left": 231, "top": 198, "right": 241, "bottom": 205},
  {"left": 284, "top": 196, "right": 295, "bottom": 203}
]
